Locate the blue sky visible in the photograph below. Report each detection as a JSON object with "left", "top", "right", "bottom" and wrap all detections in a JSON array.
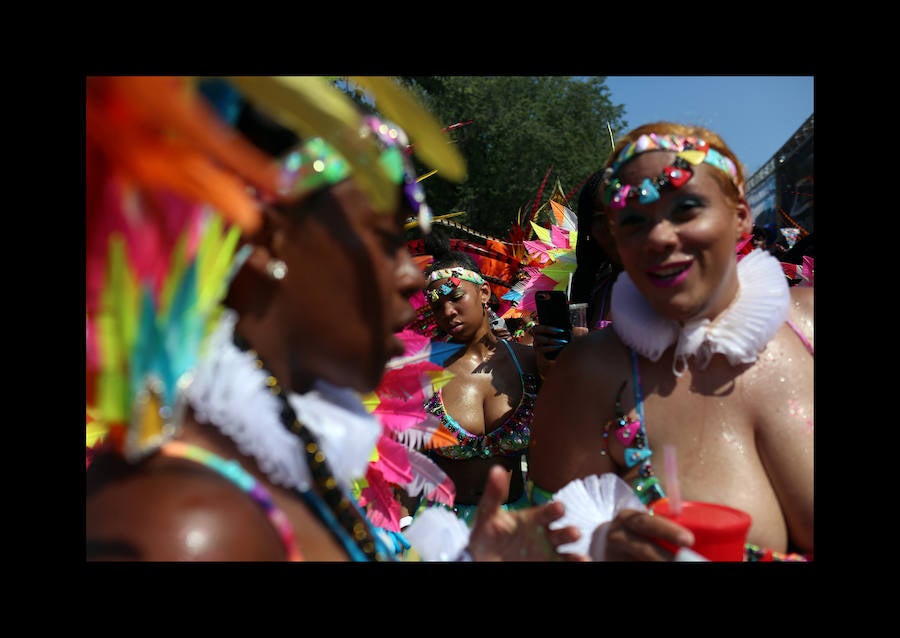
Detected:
[{"left": 601, "top": 76, "right": 814, "bottom": 176}]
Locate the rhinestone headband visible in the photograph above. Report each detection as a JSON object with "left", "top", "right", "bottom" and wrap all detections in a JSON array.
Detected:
[
  {"left": 279, "top": 115, "right": 432, "bottom": 228},
  {"left": 601, "top": 134, "right": 739, "bottom": 210},
  {"left": 425, "top": 267, "right": 484, "bottom": 303}
]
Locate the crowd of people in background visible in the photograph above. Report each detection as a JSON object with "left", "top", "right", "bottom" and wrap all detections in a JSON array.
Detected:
[{"left": 86, "top": 77, "right": 813, "bottom": 563}]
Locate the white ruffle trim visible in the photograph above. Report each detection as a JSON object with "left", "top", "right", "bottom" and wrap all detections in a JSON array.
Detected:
[
  {"left": 548, "top": 473, "right": 646, "bottom": 558},
  {"left": 610, "top": 249, "right": 789, "bottom": 375},
  {"left": 184, "top": 310, "right": 381, "bottom": 492},
  {"left": 402, "top": 507, "right": 471, "bottom": 561}
]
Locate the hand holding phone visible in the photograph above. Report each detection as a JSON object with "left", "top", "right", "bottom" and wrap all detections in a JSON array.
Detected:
[{"left": 535, "top": 290, "right": 571, "bottom": 360}]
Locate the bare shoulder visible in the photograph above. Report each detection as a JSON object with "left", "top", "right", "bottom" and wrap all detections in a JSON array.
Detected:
[
  {"left": 85, "top": 453, "right": 288, "bottom": 561},
  {"left": 528, "top": 328, "right": 627, "bottom": 492},
  {"left": 786, "top": 286, "right": 813, "bottom": 345},
  {"left": 789, "top": 285, "right": 813, "bottom": 317}
]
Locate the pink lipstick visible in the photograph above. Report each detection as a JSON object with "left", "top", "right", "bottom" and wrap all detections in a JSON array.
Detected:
[{"left": 646, "top": 261, "right": 692, "bottom": 288}]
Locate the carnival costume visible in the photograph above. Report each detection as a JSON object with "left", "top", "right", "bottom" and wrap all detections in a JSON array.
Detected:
[
  {"left": 423, "top": 340, "right": 536, "bottom": 462},
  {"left": 381, "top": 265, "right": 540, "bottom": 526},
  {"left": 527, "top": 132, "right": 813, "bottom": 562},
  {"left": 413, "top": 338, "right": 537, "bottom": 525},
  {"left": 86, "top": 76, "right": 476, "bottom": 561}
]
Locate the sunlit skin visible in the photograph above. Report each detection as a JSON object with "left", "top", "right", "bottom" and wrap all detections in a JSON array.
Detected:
[{"left": 528, "top": 137, "right": 813, "bottom": 560}]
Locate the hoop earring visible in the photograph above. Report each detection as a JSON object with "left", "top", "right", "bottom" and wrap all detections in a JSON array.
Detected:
[{"left": 265, "top": 259, "right": 288, "bottom": 281}]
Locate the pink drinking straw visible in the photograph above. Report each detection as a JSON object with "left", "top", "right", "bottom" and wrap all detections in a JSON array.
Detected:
[{"left": 663, "top": 445, "right": 682, "bottom": 515}]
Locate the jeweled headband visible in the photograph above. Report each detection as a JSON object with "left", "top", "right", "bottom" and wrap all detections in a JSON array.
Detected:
[
  {"left": 425, "top": 267, "right": 485, "bottom": 303},
  {"left": 279, "top": 115, "right": 432, "bottom": 228},
  {"left": 601, "top": 134, "right": 739, "bottom": 210}
]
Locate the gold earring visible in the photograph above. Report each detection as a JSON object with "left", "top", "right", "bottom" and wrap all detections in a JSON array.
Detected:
[{"left": 265, "top": 259, "right": 288, "bottom": 281}]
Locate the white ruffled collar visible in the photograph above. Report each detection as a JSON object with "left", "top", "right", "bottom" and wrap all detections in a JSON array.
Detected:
[
  {"left": 183, "top": 310, "right": 382, "bottom": 492},
  {"left": 610, "top": 249, "right": 789, "bottom": 376}
]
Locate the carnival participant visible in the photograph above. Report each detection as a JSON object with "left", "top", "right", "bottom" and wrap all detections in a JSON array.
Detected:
[
  {"left": 85, "top": 76, "right": 585, "bottom": 562},
  {"left": 526, "top": 122, "right": 813, "bottom": 561},
  {"left": 402, "top": 250, "right": 540, "bottom": 527}
]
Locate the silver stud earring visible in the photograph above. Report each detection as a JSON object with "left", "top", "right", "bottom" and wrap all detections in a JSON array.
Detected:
[{"left": 265, "top": 259, "right": 288, "bottom": 281}]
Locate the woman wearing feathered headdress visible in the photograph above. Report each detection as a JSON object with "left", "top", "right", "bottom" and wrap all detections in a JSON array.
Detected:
[{"left": 85, "top": 76, "right": 586, "bottom": 561}]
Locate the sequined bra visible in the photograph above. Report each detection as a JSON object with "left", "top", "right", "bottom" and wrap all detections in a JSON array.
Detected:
[{"left": 425, "top": 339, "right": 537, "bottom": 461}]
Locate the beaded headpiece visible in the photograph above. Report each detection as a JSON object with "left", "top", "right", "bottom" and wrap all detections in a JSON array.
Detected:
[
  {"left": 424, "top": 267, "right": 485, "bottom": 303},
  {"left": 601, "top": 134, "right": 739, "bottom": 210},
  {"left": 280, "top": 115, "right": 432, "bottom": 230}
]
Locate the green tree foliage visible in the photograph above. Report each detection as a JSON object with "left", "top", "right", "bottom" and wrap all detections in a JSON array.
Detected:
[{"left": 398, "top": 76, "right": 627, "bottom": 239}]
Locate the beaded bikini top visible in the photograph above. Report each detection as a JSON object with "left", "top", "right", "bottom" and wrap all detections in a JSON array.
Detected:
[{"left": 425, "top": 339, "right": 537, "bottom": 461}]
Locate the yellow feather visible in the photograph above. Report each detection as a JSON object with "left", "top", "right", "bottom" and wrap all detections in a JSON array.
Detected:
[
  {"left": 96, "top": 237, "right": 140, "bottom": 424},
  {"left": 228, "top": 76, "right": 398, "bottom": 214},
  {"left": 158, "top": 231, "right": 190, "bottom": 320},
  {"left": 529, "top": 222, "right": 552, "bottom": 244},
  {"left": 86, "top": 420, "right": 108, "bottom": 447},
  {"left": 427, "top": 369, "right": 456, "bottom": 392},
  {"left": 360, "top": 391, "right": 381, "bottom": 413},
  {"left": 349, "top": 76, "right": 467, "bottom": 183},
  {"left": 199, "top": 221, "right": 241, "bottom": 313},
  {"left": 194, "top": 214, "right": 221, "bottom": 310}
]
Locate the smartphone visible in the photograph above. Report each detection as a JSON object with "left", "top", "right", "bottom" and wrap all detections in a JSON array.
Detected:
[{"left": 535, "top": 290, "right": 571, "bottom": 359}]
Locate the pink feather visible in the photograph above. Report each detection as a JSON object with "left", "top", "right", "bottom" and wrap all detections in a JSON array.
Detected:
[
  {"left": 513, "top": 272, "right": 566, "bottom": 313},
  {"left": 550, "top": 225, "right": 572, "bottom": 250},
  {"left": 360, "top": 466, "right": 404, "bottom": 532},
  {"left": 404, "top": 448, "right": 455, "bottom": 506},
  {"left": 373, "top": 435, "right": 415, "bottom": 486}
]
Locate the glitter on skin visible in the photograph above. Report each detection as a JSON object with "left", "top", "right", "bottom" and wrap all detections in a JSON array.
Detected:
[{"left": 788, "top": 399, "right": 814, "bottom": 432}]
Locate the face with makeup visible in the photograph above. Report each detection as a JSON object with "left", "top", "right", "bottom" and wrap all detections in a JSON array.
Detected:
[
  {"left": 425, "top": 266, "right": 491, "bottom": 343},
  {"left": 607, "top": 151, "right": 751, "bottom": 324}
]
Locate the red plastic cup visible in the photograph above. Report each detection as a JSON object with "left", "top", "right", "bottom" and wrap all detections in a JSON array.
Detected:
[{"left": 650, "top": 498, "right": 752, "bottom": 562}]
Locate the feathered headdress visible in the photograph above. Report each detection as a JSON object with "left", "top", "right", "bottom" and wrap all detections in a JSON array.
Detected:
[
  {"left": 86, "top": 77, "right": 255, "bottom": 459},
  {"left": 404, "top": 167, "right": 582, "bottom": 334},
  {"left": 86, "top": 76, "right": 467, "bottom": 462}
]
